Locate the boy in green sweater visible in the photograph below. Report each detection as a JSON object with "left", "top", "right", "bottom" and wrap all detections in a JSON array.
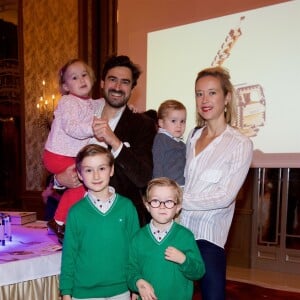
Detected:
[
  {"left": 60, "top": 144, "right": 139, "bottom": 300},
  {"left": 127, "top": 177, "right": 205, "bottom": 300}
]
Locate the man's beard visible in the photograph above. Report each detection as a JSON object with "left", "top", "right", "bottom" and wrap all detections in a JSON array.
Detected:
[{"left": 104, "top": 89, "right": 130, "bottom": 108}]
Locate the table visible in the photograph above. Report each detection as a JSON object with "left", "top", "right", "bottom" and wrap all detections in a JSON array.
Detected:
[{"left": 0, "top": 221, "right": 62, "bottom": 300}]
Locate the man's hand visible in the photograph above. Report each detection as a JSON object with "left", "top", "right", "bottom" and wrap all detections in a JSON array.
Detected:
[
  {"left": 165, "top": 246, "right": 186, "bottom": 264},
  {"left": 136, "top": 279, "right": 157, "bottom": 300},
  {"left": 56, "top": 164, "right": 82, "bottom": 189},
  {"left": 128, "top": 103, "right": 139, "bottom": 113},
  {"left": 92, "top": 117, "right": 121, "bottom": 151}
]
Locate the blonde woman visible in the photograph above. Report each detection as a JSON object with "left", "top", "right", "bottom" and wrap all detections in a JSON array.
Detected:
[{"left": 181, "top": 67, "right": 253, "bottom": 300}]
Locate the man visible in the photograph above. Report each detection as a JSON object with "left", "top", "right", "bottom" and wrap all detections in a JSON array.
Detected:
[{"left": 56, "top": 55, "right": 157, "bottom": 225}]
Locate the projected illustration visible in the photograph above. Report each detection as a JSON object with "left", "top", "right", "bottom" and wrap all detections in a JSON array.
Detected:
[
  {"left": 211, "top": 16, "right": 266, "bottom": 138},
  {"left": 147, "top": 1, "right": 300, "bottom": 153},
  {"left": 211, "top": 16, "right": 245, "bottom": 67}
]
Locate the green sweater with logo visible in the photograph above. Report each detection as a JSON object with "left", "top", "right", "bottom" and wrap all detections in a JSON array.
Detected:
[
  {"left": 60, "top": 194, "right": 139, "bottom": 298},
  {"left": 127, "top": 222, "right": 205, "bottom": 300}
]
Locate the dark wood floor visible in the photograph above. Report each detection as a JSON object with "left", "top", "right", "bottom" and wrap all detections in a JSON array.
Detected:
[{"left": 193, "top": 280, "right": 300, "bottom": 300}]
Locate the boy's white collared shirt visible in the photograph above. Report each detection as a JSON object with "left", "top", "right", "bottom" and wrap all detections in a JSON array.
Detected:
[
  {"left": 149, "top": 219, "right": 174, "bottom": 242},
  {"left": 88, "top": 186, "right": 116, "bottom": 213}
]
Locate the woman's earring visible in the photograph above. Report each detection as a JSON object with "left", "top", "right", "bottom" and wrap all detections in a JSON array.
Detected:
[{"left": 224, "top": 105, "right": 227, "bottom": 113}]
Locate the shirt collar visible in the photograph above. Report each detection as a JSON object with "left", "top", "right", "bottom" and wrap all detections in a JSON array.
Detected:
[
  {"left": 87, "top": 186, "right": 116, "bottom": 213},
  {"left": 158, "top": 128, "right": 184, "bottom": 142},
  {"left": 149, "top": 219, "right": 174, "bottom": 242}
]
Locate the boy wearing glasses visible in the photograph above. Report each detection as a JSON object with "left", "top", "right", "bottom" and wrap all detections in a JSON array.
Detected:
[{"left": 127, "top": 177, "right": 205, "bottom": 300}]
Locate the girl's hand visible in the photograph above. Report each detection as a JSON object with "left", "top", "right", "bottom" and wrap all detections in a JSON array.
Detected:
[{"left": 92, "top": 117, "right": 121, "bottom": 151}]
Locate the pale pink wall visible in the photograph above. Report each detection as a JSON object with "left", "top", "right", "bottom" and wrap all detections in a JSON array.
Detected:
[{"left": 117, "top": 0, "right": 287, "bottom": 110}]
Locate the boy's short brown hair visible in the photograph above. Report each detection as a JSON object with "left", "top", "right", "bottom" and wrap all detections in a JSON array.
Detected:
[
  {"left": 76, "top": 144, "right": 114, "bottom": 173},
  {"left": 157, "top": 99, "right": 186, "bottom": 120}
]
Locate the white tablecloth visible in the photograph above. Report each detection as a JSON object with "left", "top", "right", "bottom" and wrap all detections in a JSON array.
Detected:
[{"left": 0, "top": 221, "right": 62, "bottom": 286}]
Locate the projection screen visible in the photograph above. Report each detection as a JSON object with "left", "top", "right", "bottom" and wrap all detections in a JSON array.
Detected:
[{"left": 146, "top": 0, "right": 300, "bottom": 165}]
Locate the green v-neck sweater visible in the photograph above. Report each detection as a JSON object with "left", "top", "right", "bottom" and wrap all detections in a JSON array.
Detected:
[
  {"left": 127, "top": 222, "right": 205, "bottom": 300},
  {"left": 60, "top": 194, "right": 140, "bottom": 298}
]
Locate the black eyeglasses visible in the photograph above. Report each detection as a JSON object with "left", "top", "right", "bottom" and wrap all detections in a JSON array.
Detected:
[{"left": 148, "top": 199, "right": 177, "bottom": 209}]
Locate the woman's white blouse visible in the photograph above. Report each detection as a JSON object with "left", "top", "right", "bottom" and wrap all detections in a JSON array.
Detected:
[{"left": 181, "top": 125, "right": 253, "bottom": 248}]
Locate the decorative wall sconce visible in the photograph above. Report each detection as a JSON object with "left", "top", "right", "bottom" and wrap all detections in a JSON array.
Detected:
[{"left": 36, "top": 80, "right": 56, "bottom": 131}]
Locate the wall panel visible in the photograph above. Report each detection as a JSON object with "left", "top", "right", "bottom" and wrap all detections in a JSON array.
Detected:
[{"left": 23, "top": 0, "right": 78, "bottom": 191}]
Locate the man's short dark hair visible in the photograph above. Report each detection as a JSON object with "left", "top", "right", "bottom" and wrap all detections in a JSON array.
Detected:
[{"left": 101, "top": 55, "right": 141, "bottom": 88}]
